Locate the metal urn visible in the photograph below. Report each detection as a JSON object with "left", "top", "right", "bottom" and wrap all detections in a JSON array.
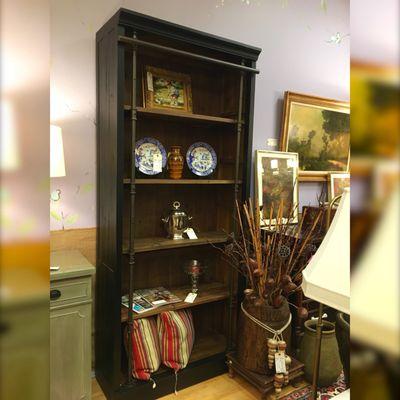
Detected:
[{"left": 162, "top": 201, "right": 193, "bottom": 240}]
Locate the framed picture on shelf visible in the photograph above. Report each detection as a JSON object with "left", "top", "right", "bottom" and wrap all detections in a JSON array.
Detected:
[
  {"left": 329, "top": 173, "right": 350, "bottom": 200},
  {"left": 280, "top": 91, "right": 350, "bottom": 181},
  {"left": 143, "top": 66, "right": 193, "bottom": 113},
  {"left": 255, "top": 150, "right": 299, "bottom": 226}
]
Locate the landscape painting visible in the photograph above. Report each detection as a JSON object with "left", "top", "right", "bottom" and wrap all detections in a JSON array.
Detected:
[
  {"left": 280, "top": 92, "right": 350, "bottom": 180},
  {"left": 255, "top": 151, "right": 298, "bottom": 226}
]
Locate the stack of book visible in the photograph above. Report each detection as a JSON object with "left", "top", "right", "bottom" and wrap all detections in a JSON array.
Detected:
[{"left": 121, "top": 287, "right": 182, "bottom": 314}]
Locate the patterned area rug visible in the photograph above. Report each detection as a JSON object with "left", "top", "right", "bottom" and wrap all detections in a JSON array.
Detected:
[{"left": 280, "top": 372, "right": 347, "bottom": 400}]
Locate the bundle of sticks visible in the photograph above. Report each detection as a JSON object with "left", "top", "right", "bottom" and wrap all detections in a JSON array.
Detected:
[{"left": 222, "top": 199, "right": 324, "bottom": 311}]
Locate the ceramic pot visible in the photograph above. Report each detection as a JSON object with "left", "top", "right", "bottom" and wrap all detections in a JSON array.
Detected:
[
  {"left": 237, "top": 296, "right": 292, "bottom": 374},
  {"left": 298, "top": 319, "right": 342, "bottom": 387},
  {"left": 336, "top": 312, "right": 350, "bottom": 387},
  {"left": 167, "top": 146, "right": 184, "bottom": 179}
]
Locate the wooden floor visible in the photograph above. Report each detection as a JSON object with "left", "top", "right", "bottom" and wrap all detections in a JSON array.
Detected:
[
  {"left": 92, "top": 374, "right": 258, "bottom": 400},
  {"left": 92, "top": 374, "right": 309, "bottom": 400}
]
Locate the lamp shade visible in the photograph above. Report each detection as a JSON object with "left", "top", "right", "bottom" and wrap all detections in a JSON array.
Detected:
[
  {"left": 351, "top": 186, "right": 399, "bottom": 356},
  {"left": 1, "top": 99, "right": 19, "bottom": 171},
  {"left": 302, "top": 188, "right": 350, "bottom": 314},
  {"left": 50, "top": 125, "right": 66, "bottom": 177}
]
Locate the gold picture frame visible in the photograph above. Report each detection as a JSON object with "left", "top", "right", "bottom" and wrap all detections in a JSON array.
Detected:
[
  {"left": 280, "top": 91, "right": 350, "bottom": 181},
  {"left": 329, "top": 173, "right": 350, "bottom": 200},
  {"left": 143, "top": 66, "right": 193, "bottom": 113},
  {"left": 255, "top": 150, "right": 299, "bottom": 227}
]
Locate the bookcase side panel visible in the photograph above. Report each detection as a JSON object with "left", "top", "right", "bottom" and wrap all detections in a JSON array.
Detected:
[{"left": 95, "top": 22, "right": 125, "bottom": 393}]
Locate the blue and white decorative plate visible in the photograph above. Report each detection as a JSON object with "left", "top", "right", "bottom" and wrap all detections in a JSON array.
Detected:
[
  {"left": 186, "top": 142, "right": 217, "bottom": 177},
  {"left": 135, "top": 137, "right": 167, "bottom": 175}
]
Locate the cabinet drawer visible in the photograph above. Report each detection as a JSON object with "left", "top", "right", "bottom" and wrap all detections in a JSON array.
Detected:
[{"left": 50, "top": 277, "right": 91, "bottom": 306}]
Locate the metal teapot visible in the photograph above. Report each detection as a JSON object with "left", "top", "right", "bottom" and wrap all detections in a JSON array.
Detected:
[{"left": 161, "top": 201, "right": 193, "bottom": 240}]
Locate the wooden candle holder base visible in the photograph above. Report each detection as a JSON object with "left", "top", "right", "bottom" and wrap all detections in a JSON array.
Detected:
[{"left": 226, "top": 352, "right": 304, "bottom": 400}]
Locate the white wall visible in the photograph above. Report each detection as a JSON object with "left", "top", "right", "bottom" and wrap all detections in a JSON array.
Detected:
[{"left": 50, "top": 0, "right": 349, "bottom": 230}]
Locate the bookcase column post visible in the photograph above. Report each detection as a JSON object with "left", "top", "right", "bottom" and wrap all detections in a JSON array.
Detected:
[
  {"left": 228, "top": 61, "right": 245, "bottom": 350},
  {"left": 127, "top": 30, "right": 138, "bottom": 384}
]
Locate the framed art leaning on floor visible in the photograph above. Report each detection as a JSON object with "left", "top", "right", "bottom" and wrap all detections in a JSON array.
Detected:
[
  {"left": 329, "top": 173, "right": 350, "bottom": 200},
  {"left": 255, "top": 150, "right": 299, "bottom": 226}
]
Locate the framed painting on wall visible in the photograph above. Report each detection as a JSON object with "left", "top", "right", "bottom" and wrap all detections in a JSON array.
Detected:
[
  {"left": 280, "top": 91, "right": 350, "bottom": 181},
  {"left": 255, "top": 150, "right": 299, "bottom": 226},
  {"left": 143, "top": 66, "right": 193, "bottom": 113},
  {"left": 329, "top": 173, "right": 350, "bottom": 200}
]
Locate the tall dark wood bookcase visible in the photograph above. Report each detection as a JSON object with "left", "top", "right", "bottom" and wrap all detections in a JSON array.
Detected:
[{"left": 96, "top": 9, "right": 261, "bottom": 399}]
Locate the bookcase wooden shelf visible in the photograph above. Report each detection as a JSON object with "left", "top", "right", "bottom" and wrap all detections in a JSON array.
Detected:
[
  {"left": 122, "top": 231, "right": 229, "bottom": 253},
  {"left": 189, "top": 333, "right": 227, "bottom": 363},
  {"left": 121, "top": 282, "right": 229, "bottom": 321},
  {"left": 124, "top": 178, "right": 241, "bottom": 185},
  {"left": 96, "top": 8, "right": 260, "bottom": 400},
  {"left": 123, "top": 105, "right": 238, "bottom": 125}
]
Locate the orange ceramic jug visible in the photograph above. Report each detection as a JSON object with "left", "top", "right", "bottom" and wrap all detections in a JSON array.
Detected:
[{"left": 167, "top": 146, "right": 184, "bottom": 179}]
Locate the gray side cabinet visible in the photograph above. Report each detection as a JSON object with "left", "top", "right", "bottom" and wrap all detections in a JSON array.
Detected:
[{"left": 50, "top": 250, "right": 95, "bottom": 400}]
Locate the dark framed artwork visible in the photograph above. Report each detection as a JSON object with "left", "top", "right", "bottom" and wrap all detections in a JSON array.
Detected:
[
  {"left": 280, "top": 91, "right": 350, "bottom": 181},
  {"left": 255, "top": 150, "right": 299, "bottom": 226}
]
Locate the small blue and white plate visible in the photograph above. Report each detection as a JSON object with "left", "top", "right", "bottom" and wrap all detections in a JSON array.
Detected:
[
  {"left": 135, "top": 137, "right": 167, "bottom": 175},
  {"left": 186, "top": 142, "right": 217, "bottom": 177}
]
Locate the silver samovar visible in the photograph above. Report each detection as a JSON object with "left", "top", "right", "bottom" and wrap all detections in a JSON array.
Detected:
[{"left": 161, "top": 201, "right": 192, "bottom": 240}]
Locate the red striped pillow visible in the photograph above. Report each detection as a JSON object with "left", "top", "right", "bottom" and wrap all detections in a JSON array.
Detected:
[
  {"left": 157, "top": 309, "right": 195, "bottom": 371},
  {"left": 125, "top": 317, "right": 161, "bottom": 381}
]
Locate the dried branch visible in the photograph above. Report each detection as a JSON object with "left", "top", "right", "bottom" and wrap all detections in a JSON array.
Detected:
[{"left": 221, "top": 198, "right": 326, "bottom": 307}]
